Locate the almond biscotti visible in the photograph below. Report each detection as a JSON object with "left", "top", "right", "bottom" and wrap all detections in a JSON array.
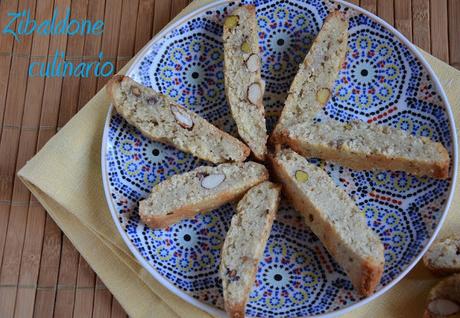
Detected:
[
  {"left": 424, "top": 274, "right": 460, "bottom": 318},
  {"left": 220, "top": 181, "right": 281, "bottom": 318},
  {"left": 223, "top": 5, "right": 268, "bottom": 160},
  {"left": 107, "top": 75, "right": 250, "bottom": 164},
  {"left": 271, "top": 11, "right": 348, "bottom": 142},
  {"left": 270, "top": 148, "right": 384, "bottom": 296},
  {"left": 279, "top": 120, "right": 450, "bottom": 179},
  {"left": 139, "top": 161, "right": 268, "bottom": 228},
  {"left": 423, "top": 235, "right": 460, "bottom": 275}
]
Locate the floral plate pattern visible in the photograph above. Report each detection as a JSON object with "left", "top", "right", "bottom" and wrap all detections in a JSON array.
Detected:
[{"left": 102, "top": 0, "right": 458, "bottom": 317}]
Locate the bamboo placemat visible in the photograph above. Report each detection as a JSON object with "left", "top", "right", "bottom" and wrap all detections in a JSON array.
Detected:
[{"left": 0, "top": 0, "right": 459, "bottom": 317}]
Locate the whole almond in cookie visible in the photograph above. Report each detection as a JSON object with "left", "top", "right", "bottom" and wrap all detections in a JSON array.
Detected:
[
  {"left": 247, "top": 82, "right": 262, "bottom": 105},
  {"left": 246, "top": 54, "right": 260, "bottom": 72},
  {"left": 427, "top": 299, "right": 460, "bottom": 316},
  {"left": 170, "top": 105, "right": 194, "bottom": 130},
  {"left": 201, "top": 174, "right": 226, "bottom": 189}
]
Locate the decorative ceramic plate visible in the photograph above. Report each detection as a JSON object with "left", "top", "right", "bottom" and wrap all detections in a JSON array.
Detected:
[{"left": 101, "top": 0, "right": 458, "bottom": 317}]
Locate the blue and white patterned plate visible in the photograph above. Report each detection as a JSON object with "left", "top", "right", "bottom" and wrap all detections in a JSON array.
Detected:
[{"left": 101, "top": 1, "right": 458, "bottom": 317}]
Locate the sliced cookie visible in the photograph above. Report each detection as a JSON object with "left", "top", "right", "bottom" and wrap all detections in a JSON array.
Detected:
[
  {"left": 220, "top": 181, "right": 281, "bottom": 318},
  {"left": 424, "top": 235, "right": 460, "bottom": 274},
  {"left": 270, "top": 148, "right": 384, "bottom": 296},
  {"left": 107, "top": 75, "right": 250, "bottom": 163},
  {"left": 223, "top": 5, "right": 268, "bottom": 160},
  {"left": 139, "top": 161, "right": 268, "bottom": 228},
  {"left": 271, "top": 11, "right": 348, "bottom": 142},
  {"left": 424, "top": 274, "right": 460, "bottom": 318},
  {"left": 279, "top": 119, "right": 450, "bottom": 179}
]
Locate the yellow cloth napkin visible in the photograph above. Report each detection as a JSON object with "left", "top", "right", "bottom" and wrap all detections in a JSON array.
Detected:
[{"left": 18, "top": 0, "right": 460, "bottom": 317}]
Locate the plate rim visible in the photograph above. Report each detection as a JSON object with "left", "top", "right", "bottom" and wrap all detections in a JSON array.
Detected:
[{"left": 100, "top": 1, "right": 459, "bottom": 317}]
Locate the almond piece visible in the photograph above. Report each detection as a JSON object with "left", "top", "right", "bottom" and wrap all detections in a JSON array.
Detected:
[
  {"left": 224, "top": 15, "right": 239, "bottom": 29},
  {"left": 247, "top": 82, "right": 262, "bottom": 105},
  {"left": 246, "top": 54, "right": 260, "bottom": 72},
  {"left": 201, "top": 174, "right": 226, "bottom": 189},
  {"left": 316, "top": 88, "right": 331, "bottom": 105},
  {"left": 170, "top": 105, "right": 193, "bottom": 130},
  {"left": 427, "top": 299, "right": 460, "bottom": 316},
  {"left": 295, "top": 170, "right": 309, "bottom": 183},
  {"left": 131, "top": 86, "right": 141, "bottom": 96},
  {"left": 241, "top": 41, "right": 251, "bottom": 54}
]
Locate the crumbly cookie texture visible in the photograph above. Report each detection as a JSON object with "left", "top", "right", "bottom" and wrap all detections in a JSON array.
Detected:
[
  {"left": 139, "top": 161, "right": 268, "bottom": 228},
  {"left": 280, "top": 119, "right": 450, "bottom": 179},
  {"left": 107, "top": 75, "right": 250, "bottom": 164},
  {"left": 223, "top": 5, "right": 268, "bottom": 160},
  {"left": 220, "top": 181, "right": 280, "bottom": 318},
  {"left": 424, "top": 274, "right": 460, "bottom": 318},
  {"left": 424, "top": 235, "right": 460, "bottom": 275},
  {"left": 271, "top": 10, "right": 348, "bottom": 141},
  {"left": 270, "top": 148, "right": 384, "bottom": 296}
]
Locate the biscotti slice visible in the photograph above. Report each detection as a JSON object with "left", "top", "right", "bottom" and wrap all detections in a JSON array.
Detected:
[
  {"left": 271, "top": 11, "right": 348, "bottom": 141},
  {"left": 139, "top": 161, "right": 268, "bottom": 228},
  {"left": 423, "top": 235, "right": 460, "bottom": 275},
  {"left": 270, "top": 148, "right": 384, "bottom": 296},
  {"left": 107, "top": 75, "right": 250, "bottom": 163},
  {"left": 424, "top": 274, "right": 460, "bottom": 318},
  {"left": 220, "top": 181, "right": 281, "bottom": 318},
  {"left": 279, "top": 119, "right": 450, "bottom": 179},
  {"left": 223, "top": 5, "right": 268, "bottom": 160}
]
